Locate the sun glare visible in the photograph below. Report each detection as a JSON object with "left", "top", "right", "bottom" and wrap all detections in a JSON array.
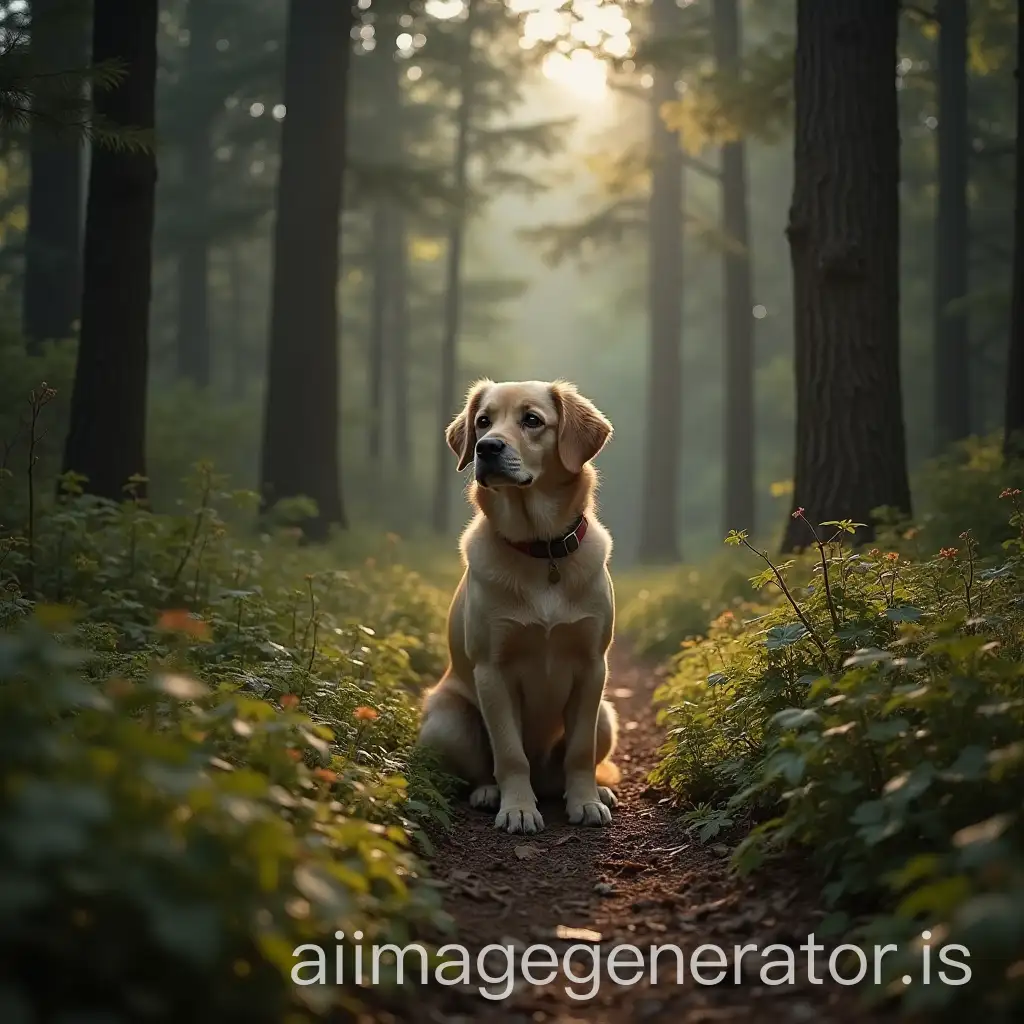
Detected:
[
  {"left": 517, "top": 0, "right": 632, "bottom": 103},
  {"left": 424, "top": 0, "right": 465, "bottom": 20},
  {"left": 542, "top": 48, "right": 609, "bottom": 100},
  {"left": 420, "top": 0, "right": 633, "bottom": 103}
]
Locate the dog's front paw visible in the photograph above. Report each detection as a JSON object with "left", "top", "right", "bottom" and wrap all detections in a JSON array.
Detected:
[
  {"left": 567, "top": 797, "right": 613, "bottom": 827},
  {"left": 469, "top": 784, "right": 500, "bottom": 810},
  {"left": 597, "top": 785, "right": 618, "bottom": 809},
  {"left": 495, "top": 804, "right": 545, "bottom": 834}
]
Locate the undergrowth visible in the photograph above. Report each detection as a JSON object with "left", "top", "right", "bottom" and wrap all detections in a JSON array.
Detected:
[
  {"left": 0, "top": 386, "right": 458, "bottom": 1021},
  {"left": 651, "top": 497, "right": 1024, "bottom": 1019}
]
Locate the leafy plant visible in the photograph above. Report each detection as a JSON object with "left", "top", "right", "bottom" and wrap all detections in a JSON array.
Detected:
[
  {"left": 652, "top": 497, "right": 1024, "bottom": 1018},
  {"left": 0, "top": 388, "right": 460, "bottom": 1019}
]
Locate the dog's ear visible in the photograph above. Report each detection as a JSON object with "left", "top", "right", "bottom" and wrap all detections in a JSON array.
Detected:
[
  {"left": 446, "top": 379, "right": 491, "bottom": 472},
  {"left": 551, "top": 381, "right": 612, "bottom": 475}
]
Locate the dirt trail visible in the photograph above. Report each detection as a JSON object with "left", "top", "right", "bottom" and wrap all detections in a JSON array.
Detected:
[{"left": 409, "top": 644, "right": 887, "bottom": 1024}]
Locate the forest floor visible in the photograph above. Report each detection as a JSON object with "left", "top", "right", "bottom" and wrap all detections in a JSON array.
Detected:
[{"left": 402, "top": 643, "right": 895, "bottom": 1024}]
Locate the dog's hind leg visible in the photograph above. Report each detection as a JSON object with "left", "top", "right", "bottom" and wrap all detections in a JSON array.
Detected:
[
  {"left": 418, "top": 681, "right": 497, "bottom": 807},
  {"left": 534, "top": 699, "right": 620, "bottom": 804},
  {"left": 594, "top": 698, "right": 620, "bottom": 798}
]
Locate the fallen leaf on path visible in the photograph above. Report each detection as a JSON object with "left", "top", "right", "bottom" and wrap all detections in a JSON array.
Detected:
[
  {"left": 514, "top": 843, "right": 542, "bottom": 860},
  {"left": 553, "top": 834, "right": 577, "bottom": 846},
  {"left": 555, "top": 924, "right": 602, "bottom": 942},
  {"left": 650, "top": 843, "right": 690, "bottom": 860},
  {"left": 593, "top": 881, "right": 616, "bottom": 896}
]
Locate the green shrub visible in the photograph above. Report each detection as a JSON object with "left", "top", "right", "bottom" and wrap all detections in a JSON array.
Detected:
[
  {"left": 146, "top": 381, "right": 262, "bottom": 509},
  {"left": 878, "top": 434, "right": 1024, "bottom": 557},
  {"left": 0, "top": 451, "right": 459, "bottom": 1018},
  {"left": 617, "top": 554, "right": 756, "bottom": 659},
  {"left": 651, "top": 503, "right": 1024, "bottom": 1019},
  {"left": 0, "top": 337, "right": 265, "bottom": 519}
]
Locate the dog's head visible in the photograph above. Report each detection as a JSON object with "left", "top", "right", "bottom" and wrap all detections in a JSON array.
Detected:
[{"left": 445, "top": 379, "right": 612, "bottom": 489}]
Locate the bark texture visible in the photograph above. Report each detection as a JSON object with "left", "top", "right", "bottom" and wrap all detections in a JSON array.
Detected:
[
  {"left": 259, "top": 0, "right": 353, "bottom": 537},
  {"left": 714, "top": 0, "right": 756, "bottom": 536},
  {"left": 933, "top": 0, "right": 971, "bottom": 451},
  {"left": 62, "top": 0, "right": 158, "bottom": 501},
  {"left": 782, "top": 0, "right": 911, "bottom": 551},
  {"left": 1004, "top": 0, "right": 1024, "bottom": 456},
  {"left": 637, "top": 0, "right": 685, "bottom": 563}
]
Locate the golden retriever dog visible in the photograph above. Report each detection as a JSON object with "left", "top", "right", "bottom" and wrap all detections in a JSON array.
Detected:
[{"left": 417, "top": 379, "right": 620, "bottom": 835}]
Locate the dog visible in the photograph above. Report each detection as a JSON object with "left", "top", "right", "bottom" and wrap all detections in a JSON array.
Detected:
[{"left": 417, "top": 378, "right": 620, "bottom": 835}]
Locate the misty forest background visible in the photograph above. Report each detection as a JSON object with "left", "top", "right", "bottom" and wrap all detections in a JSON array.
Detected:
[
  {"left": 3, "top": 0, "right": 1020, "bottom": 563},
  {"left": 3, "top": 1, "right": 1024, "bottom": 1021}
]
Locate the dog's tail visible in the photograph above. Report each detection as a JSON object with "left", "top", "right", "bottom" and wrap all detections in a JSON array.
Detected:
[{"left": 596, "top": 758, "right": 621, "bottom": 787}]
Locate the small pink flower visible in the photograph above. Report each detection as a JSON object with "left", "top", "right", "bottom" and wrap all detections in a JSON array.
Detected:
[
  {"left": 939, "top": 547, "right": 959, "bottom": 561},
  {"left": 791, "top": 507, "right": 806, "bottom": 520}
]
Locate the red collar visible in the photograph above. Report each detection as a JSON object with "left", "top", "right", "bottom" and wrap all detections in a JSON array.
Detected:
[{"left": 504, "top": 515, "right": 588, "bottom": 560}]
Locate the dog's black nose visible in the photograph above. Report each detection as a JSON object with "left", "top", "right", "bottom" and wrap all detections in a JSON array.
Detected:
[{"left": 476, "top": 437, "right": 506, "bottom": 460}]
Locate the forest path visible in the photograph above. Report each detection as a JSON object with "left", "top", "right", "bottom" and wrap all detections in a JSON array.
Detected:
[{"left": 409, "top": 643, "right": 887, "bottom": 1024}]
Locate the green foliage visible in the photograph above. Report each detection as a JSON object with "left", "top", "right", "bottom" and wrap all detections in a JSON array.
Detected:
[
  {"left": 876, "top": 434, "right": 1024, "bottom": 556},
  {"left": 651, "top": 499, "right": 1024, "bottom": 1017},
  {"left": 0, "top": 2, "right": 153, "bottom": 152},
  {"left": 0, "top": 439, "right": 458, "bottom": 1017},
  {"left": 0, "top": 336, "right": 261, "bottom": 516},
  {"left": 617, "top": 553, "right": 756, "bottom": 660}
]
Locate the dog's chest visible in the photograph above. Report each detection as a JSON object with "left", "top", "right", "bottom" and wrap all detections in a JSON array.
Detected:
[{"left": 493, "top": 587, "right": 597, "bottom": 667}]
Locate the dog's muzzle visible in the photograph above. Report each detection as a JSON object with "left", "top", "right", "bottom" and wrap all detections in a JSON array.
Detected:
[{"left": 473, "top": 437, "right": 531, "bottom": 487}]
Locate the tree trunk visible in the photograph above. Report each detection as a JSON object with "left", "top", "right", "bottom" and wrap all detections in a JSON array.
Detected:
[
  {"left": 1003, "top": 0, "right": 1024, "bottom": 456},
  {"left": 259, "top": 0, "right": 352, "bottom": 538},
  {"left": 368, "top": 202, "right": 389, "bottom": 465},
  {"left": 228, "top": 245, "right": 247, "bottom": 400},
  {"left": 782, "top": 0, "right": 911, "bottom": 551},
  {"left": 637, "top": 0, "right": 684, "bottom": 563},
  {"left": 23, "top": 0, "right": 89, "bottom": 351},
  {"left": 367, "top": 30, "right": 410, "bottom": 473},
  {"left": 432, "top": 1, "right": 476, "bottom": 535},
  {"left": 175, "top": 0, "right": 217, "bottom": 388},
  {"left": 714, "top": 0, "right": 756, "bottom": 536},
  {"left": 368, "top": 202, "right": 410, "bottom": 466},
  {"left": 62, "top": 0, "right": 157, "bottom": 501},
  {"left": 391, "top": 205, "right": 411, "bottom": 472},
  {"left": 933, "top": 0, "right": 971, "bottom": 451}
]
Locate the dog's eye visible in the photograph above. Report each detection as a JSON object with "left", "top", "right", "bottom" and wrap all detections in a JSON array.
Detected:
[
  {"left": 475, "top": 414, "right": 491, "bottom": 429},
  {"left": 522, "top": 412, "right": 543, "bottom": 429}
]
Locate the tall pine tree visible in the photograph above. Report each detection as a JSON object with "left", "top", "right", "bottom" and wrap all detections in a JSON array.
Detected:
[
  {"left": 933, "top": 0, "right": 971, "bottom": 451},
  {"left": 714, "top": 0, "right": 756, "bottom": 536},
  {"left": 637, "top": 0, "right": 685, "bottom": 563},
  {"left": 782, "top": 0, "right": 911, "bottom": 550},
  {"left": 259, "top": 0, "right": 353, "bottom": 537},
  {"left": 1003, "top": 0, "right": 1024, "bottom": 455},
  {"left": 175, "top": 0, "right": 218, "bottom": 387},
  {"left": 23, "top": 0, "right": 89, "bottom": 351},
  {"left": 63, "top": 0, "right": 158, "bottom": 500}
]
